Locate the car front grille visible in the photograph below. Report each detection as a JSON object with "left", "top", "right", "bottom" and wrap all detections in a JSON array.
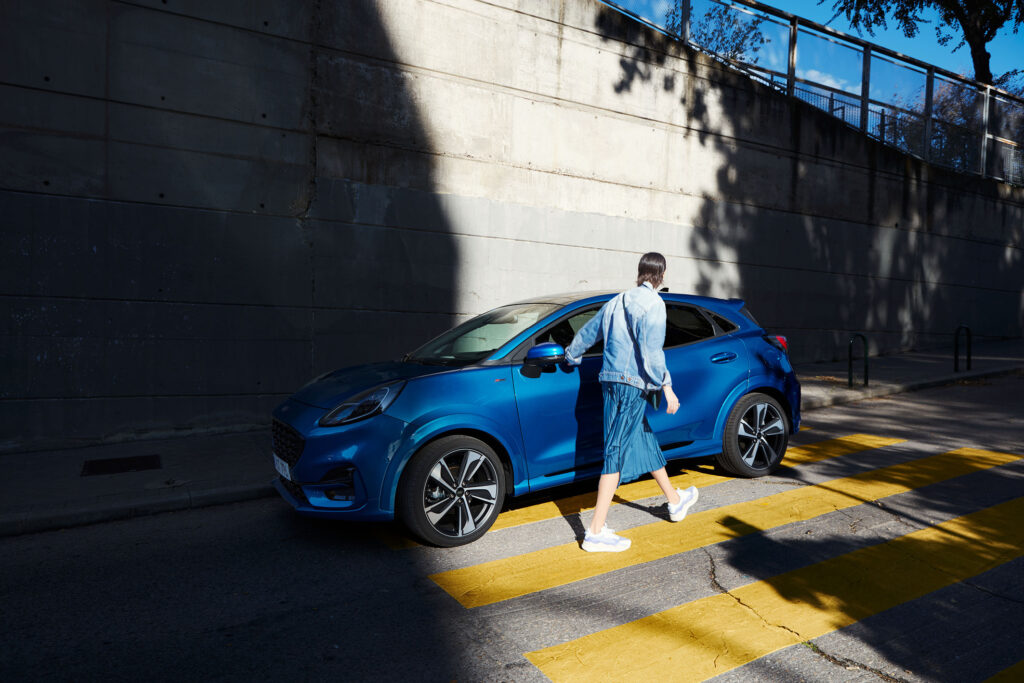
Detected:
[
  {"left": 272, "top": 419, "right": 305, "bottom": 466},
  {"left": 279, "top": 477, "right": 309, "bottom": 505}
]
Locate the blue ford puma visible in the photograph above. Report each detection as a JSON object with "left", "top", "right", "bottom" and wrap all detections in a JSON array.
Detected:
[{"left": 271, "top": 291, "right": 800, "bottom": 546}]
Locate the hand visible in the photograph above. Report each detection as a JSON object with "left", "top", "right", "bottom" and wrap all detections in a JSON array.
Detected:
[{"left": 664, "top": 386, "right": 680, "bottom": 415}]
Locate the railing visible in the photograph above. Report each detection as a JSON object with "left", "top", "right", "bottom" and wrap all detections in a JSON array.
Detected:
[{"left": 599, "top": 0, "right": 1024, "bottom": 186}]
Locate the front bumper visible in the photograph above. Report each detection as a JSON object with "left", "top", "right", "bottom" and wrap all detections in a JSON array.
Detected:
[
  {"left": 272, "top": 477, "right": 393, "bottom": 522},
  {"left": 270, "top": 399, "right": 407, "bottom": 522}
]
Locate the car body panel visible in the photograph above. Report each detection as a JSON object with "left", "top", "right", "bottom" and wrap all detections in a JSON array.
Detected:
[
  {"left": 290, "top": 361, "right": 437, "bottom": 409},
  {"left": 379, "top": 364, "right": 528, "bottom": 509},
  {"left": 745, "top": 337, "right": 802, "bottom": 432},
  {"left": 512, "top": 352, "right": 605, "bottom": 490},
  {"left": 650, "top": 333, "right": 750, "bottom": 445}
]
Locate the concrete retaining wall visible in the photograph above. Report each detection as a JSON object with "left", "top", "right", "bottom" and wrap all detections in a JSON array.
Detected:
[{"left": 2, "top": 0, "right": 1022, "bottom": 451}]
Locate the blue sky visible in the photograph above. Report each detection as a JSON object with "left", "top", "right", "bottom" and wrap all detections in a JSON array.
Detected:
[{"left": 618, "top": 0, "right": 1023, "bottom": 82}]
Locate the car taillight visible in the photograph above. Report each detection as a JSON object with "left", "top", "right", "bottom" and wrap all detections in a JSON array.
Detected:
[{"left": 766, "top": 335, "right": 789, "bottom": 353}]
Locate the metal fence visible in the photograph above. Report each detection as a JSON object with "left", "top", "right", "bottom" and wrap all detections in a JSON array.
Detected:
[{"left": 601, "top": 0, "right": 1024, "bottom": 186}]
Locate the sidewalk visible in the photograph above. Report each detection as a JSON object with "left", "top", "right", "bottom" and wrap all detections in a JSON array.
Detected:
[{"left": 2, "top": 338, "right": 1021, "bottom": 538}]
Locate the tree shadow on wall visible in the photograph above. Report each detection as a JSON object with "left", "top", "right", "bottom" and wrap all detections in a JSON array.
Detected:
[{"left": 594, "top": 5, "right": 1023, "bottom": 366}]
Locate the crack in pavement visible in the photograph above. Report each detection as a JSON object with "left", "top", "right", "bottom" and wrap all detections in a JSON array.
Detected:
[
  {"left": 802, "top": 641, "right": 909, "bottom": 682},
  {"left": 703, "top": 549, "right": 910, "bottom": 682},
  {"left": 702, "top": 548, "right": 802, "bottom": 642},
  {"left": 960, "top": 580, "right": 1024, "bottom": 606}
]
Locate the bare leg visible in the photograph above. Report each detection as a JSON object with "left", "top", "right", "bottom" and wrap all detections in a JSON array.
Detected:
[
  {"left": 589, "top": 472, "right": 621, "bottom": 534},
  {"left": 650, "top": 467, "right": 681, "bottom": 505}
]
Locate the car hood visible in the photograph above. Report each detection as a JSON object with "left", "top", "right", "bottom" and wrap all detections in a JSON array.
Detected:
[{"left": 290, "top": 361, "right": 446, "bottom": 409}]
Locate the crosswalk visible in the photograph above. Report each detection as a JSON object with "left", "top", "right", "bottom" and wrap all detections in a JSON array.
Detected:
[
  {"left": 404, "top": 431, "right": 1024, "bottom": 681},
  {"left": 526, "top": 497, "right": 1024, "bottom": 681}
]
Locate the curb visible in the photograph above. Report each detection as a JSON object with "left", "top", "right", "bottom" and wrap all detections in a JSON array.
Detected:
[
  {"left": 0, "top": 481, "right": 275, "bottom": 538},
  {"left": 801, "top": 365, "right": 1023, "bottom": 412}
]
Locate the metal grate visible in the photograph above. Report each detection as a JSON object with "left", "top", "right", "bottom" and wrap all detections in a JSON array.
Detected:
[
  {"left": 81, "top": 454, "right": 162, "bottom": 476},
  {"left": 272, "top": 419, "right": 305, "bottom": 466}
]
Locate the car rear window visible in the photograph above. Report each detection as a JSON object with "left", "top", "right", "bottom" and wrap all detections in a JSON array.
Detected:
[{"left": 739, "top": 306, "right": 759, "bottom": 326}]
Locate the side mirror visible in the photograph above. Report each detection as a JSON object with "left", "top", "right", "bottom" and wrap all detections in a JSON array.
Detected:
[{"left": 525, "top": 342, "right": 565, "bottom": 366}]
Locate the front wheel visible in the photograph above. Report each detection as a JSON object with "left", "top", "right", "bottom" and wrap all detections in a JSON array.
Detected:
[
  {"left": 716, "top": 393, "right": 789, "bottom": 477},
  {"left": 397, "top": 435, "right": 506, "bottom": 547}
]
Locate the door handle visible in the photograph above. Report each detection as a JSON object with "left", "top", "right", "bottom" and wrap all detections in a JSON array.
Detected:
[{"left": 710, "top": 352, "right": 737, "bottom": 364}]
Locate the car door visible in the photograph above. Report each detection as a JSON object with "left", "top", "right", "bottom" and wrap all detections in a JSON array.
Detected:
[
  {"left": 647, "top": 304, "right": 749, "bottom": 448},
  {"left": 511, "top": 305, "right": 606, "bottom": 488}
]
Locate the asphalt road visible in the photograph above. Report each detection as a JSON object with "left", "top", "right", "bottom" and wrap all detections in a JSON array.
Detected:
[{"left": 2, "top": 374, "right": 1022, "bottom": 682}]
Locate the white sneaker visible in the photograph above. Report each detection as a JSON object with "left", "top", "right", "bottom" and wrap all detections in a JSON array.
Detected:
[
  {"left": 668, "top": 486, "right": 699, "bottom": 522},
  {"left": 581, "top": 525, "right": 632, "bottom": 552}
]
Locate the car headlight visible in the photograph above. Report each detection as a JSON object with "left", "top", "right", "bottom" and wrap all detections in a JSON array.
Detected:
[{"left": 318, "top": 381, "right": 406, "bottom": 427}]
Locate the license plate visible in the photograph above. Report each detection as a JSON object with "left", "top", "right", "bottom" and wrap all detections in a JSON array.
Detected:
[{"left": 273, "top": 453, "right": 292, "bottom": 481}]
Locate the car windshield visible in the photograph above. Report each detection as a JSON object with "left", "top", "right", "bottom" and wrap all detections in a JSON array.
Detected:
[{"left": 406, "top": 303, "right": 560, "bottom": 365}]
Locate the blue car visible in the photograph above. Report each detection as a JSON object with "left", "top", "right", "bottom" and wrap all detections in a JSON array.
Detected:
[{"left": 271, "top": 291, "right": 800, "bottom": 546}]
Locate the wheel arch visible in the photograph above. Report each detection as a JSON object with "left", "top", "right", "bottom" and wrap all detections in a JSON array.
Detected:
[
  {"left": 745, "top": 384, "right": 795, "bottom": 434},
  {"left": 713, "top": 383, "right": 795, "bottom": 443},
  {"left": 400, "top": 428, "right": 516, "bottom": 499},
  {"left": 383, "top": 416, "right": 523, "bottom": 513}
]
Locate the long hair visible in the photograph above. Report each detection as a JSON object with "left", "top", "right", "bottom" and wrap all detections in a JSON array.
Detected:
[{"left": 636, "top": 252, "right": 666, "bottom": 288}]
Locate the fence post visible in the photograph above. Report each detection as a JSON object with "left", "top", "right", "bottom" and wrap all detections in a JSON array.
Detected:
[
  {"left": 860, "top": 45, "right": 871, "bottom": 132},
  {"left": 924, "top": 67, "right": 934, "bottom": 163},
  {"left": 980, "top": 85, "right": 991, "bottom": 175},
  {"left": 681, "top": 0, "right": 691, "bottom": 43},
  {"left": 787, "top": 17, "right": 797, "bottom": 97},
  {"left": 954, "top": 325, "right": 972, "bottom": 372},
  {"left": 849, "top": 334, "right": 869, "bottom": 388}
]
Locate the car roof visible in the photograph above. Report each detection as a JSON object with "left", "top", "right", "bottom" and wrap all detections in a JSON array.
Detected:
[
  {"left": 507, "top": 290, "right": 616, "bottom": 306},
  {"left": 508, "top": 289, "right": 745, "bottom": 309}
]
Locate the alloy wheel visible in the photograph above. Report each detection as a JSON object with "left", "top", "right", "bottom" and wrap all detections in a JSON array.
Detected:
[
  {"left": 422, "top": 448, "right": 499, "bottom": 538},
  {"left": 736, "top": 401, "right": 787, "bottom": 469}
]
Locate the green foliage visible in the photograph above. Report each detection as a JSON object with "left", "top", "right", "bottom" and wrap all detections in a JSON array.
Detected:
[
  {"left": 665, "top": 2, "right": 771, "bottom": 63},
  {"left": 819, "top": 0, "right": 1024, "bottom": 84}
]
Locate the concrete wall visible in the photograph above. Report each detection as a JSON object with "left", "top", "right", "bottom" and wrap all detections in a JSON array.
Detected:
[{"left": 2, "top": 0, "right": 1022, "bottom": 452}]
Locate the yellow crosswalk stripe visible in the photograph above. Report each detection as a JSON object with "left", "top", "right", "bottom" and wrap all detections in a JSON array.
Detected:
[
  {"left": 491, "top": 434, "right": 900, "bottom": 532},
  {"left": 525, "top": 495, "right": 1024, "bottom": 682},
  {"left": 430, "top": 447, "right": 1020, "bottom": 608},
  {"left": 986, "top": 659, "right": 1024, "bottom": 682}
]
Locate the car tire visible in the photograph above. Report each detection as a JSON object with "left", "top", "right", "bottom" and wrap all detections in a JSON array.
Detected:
[
  {"left": 398, "top": 435, "right": 506, "bottom": 547},
  {"left": 716, "top": 392, "right": 789, "bottom": 477}
]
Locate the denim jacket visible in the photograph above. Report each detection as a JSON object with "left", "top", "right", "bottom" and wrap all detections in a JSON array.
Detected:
[{"left": 564, "top": 282, "right": 672, "bottom": 391}]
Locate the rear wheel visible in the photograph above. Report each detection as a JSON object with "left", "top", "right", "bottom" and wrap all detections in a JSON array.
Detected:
[
  {"left": 397, "top": 435, "right": 505, "bottom": 547},
  {"left": 716, "top": 393, "right": 789, "bottom": 477}
]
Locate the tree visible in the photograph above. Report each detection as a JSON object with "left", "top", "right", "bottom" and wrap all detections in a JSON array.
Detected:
[
  {"left": 665, "top": 1, "right": 770, "bottom": 63},
  {"left": 820, "top": 0, "right": 1024, "bottom": 85}
]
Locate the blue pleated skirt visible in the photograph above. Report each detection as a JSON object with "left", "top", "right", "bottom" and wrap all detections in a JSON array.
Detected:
[{"left": 601, "top": 381, "right": 666, "bottom": 483}]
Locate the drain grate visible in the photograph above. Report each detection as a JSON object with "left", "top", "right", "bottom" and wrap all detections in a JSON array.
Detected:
[{"left": 81, "top": 454, "right": 162, "bottom": 476}]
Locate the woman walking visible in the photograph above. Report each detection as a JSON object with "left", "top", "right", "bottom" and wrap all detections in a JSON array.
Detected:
[{"left": 564, "top": 252, "right": 699, "bottom": 552}]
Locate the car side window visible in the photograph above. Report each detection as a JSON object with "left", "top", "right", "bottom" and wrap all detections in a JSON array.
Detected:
[
  {"left": 664, "top": 305, "right": 716, "bottom": 348},
  {"left": 535, "top": 307, "right": 604, "bottom": 356},
  {"left": 710, "top": 312, "right": 738, "bottom": 334}
]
